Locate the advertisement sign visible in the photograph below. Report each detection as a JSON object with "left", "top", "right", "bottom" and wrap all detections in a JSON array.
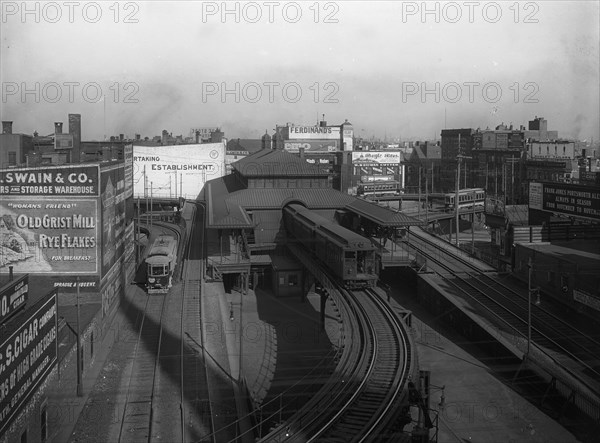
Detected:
[
  {"left": 54, "top": 134, "right": 73, "bottom": 150},
  {"left": 191, "top": 127, "right": 218, "bottom": 141},
  {"left": 287, "top": 126, "right": 341, "bottom": 140},
  {"left": 0, "top": 291, "right": 57, "bottom": 435},
  {"left": 529, "top": 182, "right": 543, "bottom": 210},
  {"left": 101, "top": 164, "right": 128, "bottom": 277},
  {"left": 284, "top": 139, "right": 339, "bottom": 153},
  {"left": 539, "top": 182, "right": 600, "bottom": 220},
  {"left": 573, "top": 289, "right": 600, "bottom": 312},
  {"left": 0, "top": 199, "right": 99, "bottom": 275},
  {"left": 352, "top": 151, "right": 402, "bottom": 165},
  {"left": 133, "top": 143, "right": 226, "bottom": 199},
  {"left": 0, "top": 275, "right": 28, "bottom": 325},
  {"left": 124, "top": 145, "right": 134, "bottom": 199},
  {"left": 0, "top": 165, "right": 99, "bottom": 197}
]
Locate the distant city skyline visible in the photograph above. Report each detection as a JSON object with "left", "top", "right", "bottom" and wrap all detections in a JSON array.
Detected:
[{"left": 2, "top": 1, "right": 598, "bottom": 142}]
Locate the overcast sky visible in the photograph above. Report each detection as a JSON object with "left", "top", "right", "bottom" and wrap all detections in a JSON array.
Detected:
[{"left": 1, "top": 1, "right": 599, "bottom": 141}]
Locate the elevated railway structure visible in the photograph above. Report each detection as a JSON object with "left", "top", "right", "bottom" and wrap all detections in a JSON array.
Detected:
[
  {"left": 404, "top": 227, "right": 600, "bottom": 422},
  {"left": 258, "top": 243, "right": 420, "bottom": 441}
]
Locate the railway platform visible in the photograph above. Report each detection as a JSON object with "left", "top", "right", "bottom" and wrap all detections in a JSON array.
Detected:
[{"left": 382, "top": 279, "right": 580, "bottom": 442}]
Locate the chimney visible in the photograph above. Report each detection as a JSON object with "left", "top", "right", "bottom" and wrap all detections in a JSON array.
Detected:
[
  {"left": 68, "top": 114, "right": 81, "bottom": 163},
  {"left": 119, "top": 133, "right": 124, "bottom": 141},
  {"left": 195, "top": 130, "right": 200, "bottom": 144},
  {"left": 2, "top": 121, "right": 13, "bottom": 134},
  {"left": 54, "top": 122, "right": 63, "bottom": 134}
]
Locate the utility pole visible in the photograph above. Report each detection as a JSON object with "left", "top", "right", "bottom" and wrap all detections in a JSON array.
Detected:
[
  {"left": 455, "top": 154, "right": 472, "bottom": 247},
  {"left": 76, "top": 277, "right": 83, "bottom": 397},
  {"left": 418, "top": 166, "right": 421, "bottom": 219},
  {"left": 527, "top": 258, "right": 532, "bottom": 356}
]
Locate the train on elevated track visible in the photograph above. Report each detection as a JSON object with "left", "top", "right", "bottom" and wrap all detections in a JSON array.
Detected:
[
  {"left": 283, "top": 203, "right": 379, "bottom": 289},
  {"left": 441, "top": 188, "right": 486, "bottom": 211},
  {"left": 146, "top": 235, "right": 178, "bottom": 293}
]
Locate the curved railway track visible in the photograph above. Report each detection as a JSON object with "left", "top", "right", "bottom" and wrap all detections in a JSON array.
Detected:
[
  {"left": 408, "top": 228, "right": 600, "bottom": 382},
  {"left": 309, "top": 288, "right": 413, "bottom": 442},
  {"left": 261, "top": 245, "right": 416, "bottom": 442}
]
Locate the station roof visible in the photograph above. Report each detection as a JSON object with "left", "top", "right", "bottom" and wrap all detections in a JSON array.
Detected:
[
  {"left": 204, "top": 175, "right": 423, "bottom": 229},
  {"left": 346, "top": 198, "right": 426, "bottom": 227},
  {"left": 232, "top": 149, "right": 329, "bottom": 177}
]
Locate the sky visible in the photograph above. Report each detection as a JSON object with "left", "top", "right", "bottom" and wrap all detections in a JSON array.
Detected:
[{"left": 1, "top": 1, "right": 599, "bottom": 142}]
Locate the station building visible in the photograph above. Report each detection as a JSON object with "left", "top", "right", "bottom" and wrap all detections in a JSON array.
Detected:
[{"left": 202, "top": 148, "right": 423, "bottom": 298}]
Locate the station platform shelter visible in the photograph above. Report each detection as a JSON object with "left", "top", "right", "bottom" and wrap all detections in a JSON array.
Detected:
[{"left": 201, "top": 148, "right": 424, "bottom": 296}]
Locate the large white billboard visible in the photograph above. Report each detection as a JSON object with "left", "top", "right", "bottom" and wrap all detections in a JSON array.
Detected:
[{"left": 133, "top": 143, "right": 226, "bottom": 199}]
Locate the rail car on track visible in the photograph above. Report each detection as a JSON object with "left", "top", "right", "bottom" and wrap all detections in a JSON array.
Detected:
[
  {"left": 146, "top": 235, "right": 178, "bottom": 294},
  {"left": 442, "top": 188, "right": 485, "bottom": 211},
  {"left": 283, "top": 203, "right": 379, "bottom": 289},
  {"left": 356, "top": 180, "right": 402, "bottom": 197}
]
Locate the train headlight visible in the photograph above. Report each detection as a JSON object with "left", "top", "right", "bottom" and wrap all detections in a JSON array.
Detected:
[{"left": 149, "top": 278, "right": 155, "bottom": 283}]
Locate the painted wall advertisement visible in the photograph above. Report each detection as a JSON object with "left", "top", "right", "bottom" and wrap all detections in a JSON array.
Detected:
[
  {"left": 0, "top": 291, "right": 57, "bottom": 435},
  {"left": 0, "top": 275, "right": 28, "bottom": 326},
  {"left": 287, "top": 126, "right": 341, "bottom": 140},
  {"left": 0, "top": 165, "right": 99, "bottom": 196},
  {"left": 133, "top": 143, "right": 226, "bottom": 199},
  {"left": 283, "top": 139, "right": 339, "bottom": 153},
  {"left": 0, "top": 199, "right": 99, "bottom": 275}
]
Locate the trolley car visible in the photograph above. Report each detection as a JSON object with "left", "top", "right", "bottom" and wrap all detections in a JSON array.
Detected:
[
  {"left": 356, "top": 180, "right": 402, "bottom": 197},
  {"left": 146, "top": 235, "right": 178, "bottom": 294},
  {"left": 443, "top": 188, "right": 485, "bottom": 211}
]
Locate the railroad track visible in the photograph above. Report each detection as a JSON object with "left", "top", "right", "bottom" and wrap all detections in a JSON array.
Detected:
[
  {"left": 117, "top": 290, "right": 168, "bottom": 443},
  {"left": 115, "top": 224, "right": 189, "bottom": 443},
  {"left": 309, "top": 287, "right": 413, "bottom": 442},
  {"left": 408, "top": 228, "right": 600, "bottom": 382},
  {"left": 262, "top": 245, "right": 416, "bottom": 442}
]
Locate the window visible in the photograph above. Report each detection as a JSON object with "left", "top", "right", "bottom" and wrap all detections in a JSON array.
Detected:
[
  {"left": 8, "top": 151, "right": 17, "bottom": 165},
  {"left": 90, "top": 331, "right": 94, "bottom": 359},
  {"left": 20, "top": 429, "right": 27, "bottom": 443},
  {"left": 288, "top": 274, "right": 298, "bottom": 286}
]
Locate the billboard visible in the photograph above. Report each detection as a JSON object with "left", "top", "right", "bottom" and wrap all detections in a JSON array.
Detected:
[
  {"left": 0, "top": 275, "right": 28, "bottom": 325},
  {"left": 0, "top": 291, "right": 57, "bottom": 435},
  {"left": 100, "top": 163, "right": 128, "bottom": 277},
  {"left": 54, "top": 134, "right": 74, "bottom": 150},
  {"left": 283, "top": 139, "right": 339, "bottom": 153},
  {"left": 0, "top": 165, "right": 99, "bottom": 197},
  {"left": 124, "top": 144, "right": 134, "bottom": 198},
  {"left": 0, "top": 199, "right": 99, "bottom": 275},
  {"left": 133, "top": 143, "right": 226, "bottom": 199},
  {"left": 191, "top": 127, "right": 218, "bottom": 142},
  {"left": 529, "top": 182, "right": 600, "bottom": 220},
  {"left": 287, "top": 126, "right": 341, "bottom": 140},
  {"left": 352, "top": 151, "right": 402, "bottom": 165}
]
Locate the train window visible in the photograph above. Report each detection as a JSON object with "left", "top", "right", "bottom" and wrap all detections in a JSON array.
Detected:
[
  {"left": 345, "top": 251, "right": 355, "bottom": 258},
  {"left": 151, "top": 265, "right": 167, "bottom": 276}
]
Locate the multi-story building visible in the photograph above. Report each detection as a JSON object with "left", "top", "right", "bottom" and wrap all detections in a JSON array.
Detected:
[
  {"left": 472, "top": 124, "right": 526, "bottom": 204},
  {"left": 440, "top": 128, "right": 475, "bottom": 192},
  {"left": 404, "top": 141, "right": 442, "bottom": 193}
]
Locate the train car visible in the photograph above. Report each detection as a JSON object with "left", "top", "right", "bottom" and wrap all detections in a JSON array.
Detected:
[
  {"left": 443, "top": 188, "right": 485, "bottom": 211},
  {"left": 146, "top": 235, "right": 178, "bottom": 294},
  {"left": 356, "top": 180, "right": 402, "bottom": 197},
  {"left": 283, "top": 204, "right": 379, "bottom": 288}
]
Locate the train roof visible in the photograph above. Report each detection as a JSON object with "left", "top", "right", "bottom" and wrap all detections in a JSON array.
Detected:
[
  {"left": 148, "top": 235, "right": 177, "bottom": 257},
  {"left": 286, "top": 204, "right": 375, "bottom": 250}
]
